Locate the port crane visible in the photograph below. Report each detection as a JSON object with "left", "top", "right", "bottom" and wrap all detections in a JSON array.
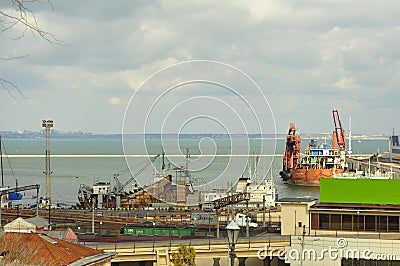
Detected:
[
  {"left": 77, "top": 154, "right": 160, "bottom": 209},
  {"left": 115, "top": 154, "right": 160, "bottom": 193},
  {"left": 279, "top": 123, "right": 301, "bottom": 181},
  {"left": 332, "top": 109, "right": 346, "bottom": 151}
]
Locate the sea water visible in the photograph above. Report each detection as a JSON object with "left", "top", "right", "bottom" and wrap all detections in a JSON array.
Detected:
[{"left": 0, "top": 137, "right": 389, "bottom": 206}]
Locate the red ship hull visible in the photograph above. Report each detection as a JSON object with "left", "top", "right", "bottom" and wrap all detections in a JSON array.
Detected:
[{"left": 288, "top": 168, "right": 344, "bottom": 187}]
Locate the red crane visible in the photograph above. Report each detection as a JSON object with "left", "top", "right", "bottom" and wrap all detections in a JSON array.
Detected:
[
  {"left": 332, "top": 109, "right": 346, "bottom": 151},
  {"left": 280, "top": 123, "right": 301, "bottom": 181}
]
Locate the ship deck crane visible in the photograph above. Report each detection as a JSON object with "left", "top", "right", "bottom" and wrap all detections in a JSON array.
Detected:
[
  {"left": 116, "top": 154, "right": 160, "bottom": 193},
  {"left": 332, "top": 109, "right": 346, "bottom": 151}
]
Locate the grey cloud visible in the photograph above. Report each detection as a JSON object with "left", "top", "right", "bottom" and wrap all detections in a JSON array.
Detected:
[{"left": 1, "top": 0, "right": 399, "bottom": 133}]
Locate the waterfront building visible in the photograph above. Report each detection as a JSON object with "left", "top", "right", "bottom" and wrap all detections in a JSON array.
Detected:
[
  {"left": 277, "top": 197, "right": 317, "bottom": 236},
  {"left": 281, "top": 178, "right": 400, "bottom": 265}
]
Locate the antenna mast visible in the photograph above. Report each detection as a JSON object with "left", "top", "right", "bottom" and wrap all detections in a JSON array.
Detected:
[{"left": 348, "top": 117, "right": 352, "bottom": 154}]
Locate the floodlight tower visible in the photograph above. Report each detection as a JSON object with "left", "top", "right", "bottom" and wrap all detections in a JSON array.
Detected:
[{"left": 42, "top": 120, "right": 53, "bottom": 206}]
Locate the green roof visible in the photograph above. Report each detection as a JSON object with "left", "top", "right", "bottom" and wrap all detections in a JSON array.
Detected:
[{"left": 320, "top": 178, "right": 400, "bottom": 205}]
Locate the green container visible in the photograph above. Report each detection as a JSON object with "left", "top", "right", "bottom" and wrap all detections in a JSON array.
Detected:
[
  {"left": 179, "top": 229, "right": 192, "bottom": 236},
  {"left": 161, "top": 229, "right": 170, "bottom": 235},
  {"left": 154, "top": 229, "right": 163, "bottom": 235},
  {"left": 124, "top": 228, "right": 136, "bottom": 234},
  {"left": 143, "top": 228, "right": 154, "bottom": 235}
]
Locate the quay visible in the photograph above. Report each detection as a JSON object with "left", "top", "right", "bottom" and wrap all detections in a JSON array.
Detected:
[{"left": 347, "top": 154, "right": 400, "bottom": 178}]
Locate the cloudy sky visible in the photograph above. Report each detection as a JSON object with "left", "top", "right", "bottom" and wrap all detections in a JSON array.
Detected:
[{"left": 0, "top": 0, "right": 399, "bottom": 135}]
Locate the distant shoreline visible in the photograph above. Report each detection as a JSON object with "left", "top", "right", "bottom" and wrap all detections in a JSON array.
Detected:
[
  {"left": 2, "top": 154, "right": 283, "bottom": 158},
  {"left": 0, "top": 132, "right": 391, "bottom": 141}
]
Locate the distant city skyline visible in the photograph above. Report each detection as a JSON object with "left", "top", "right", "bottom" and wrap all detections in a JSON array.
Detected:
[
  {"left": 1, "top": 1, "right": 399, "bottom": 135},
  {"left": 0, "top": 129, "right": 393, "bottom": 138}
]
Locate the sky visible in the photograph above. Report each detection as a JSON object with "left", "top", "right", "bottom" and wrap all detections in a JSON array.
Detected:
[{"left": 0, "top": 0, "right": 399, "bottom": 135}]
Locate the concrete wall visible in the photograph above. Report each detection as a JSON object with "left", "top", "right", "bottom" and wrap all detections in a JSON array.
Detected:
[
  {"left": 280, "top": 201, "right": 315, "bottom": 236},
  {"left": 111, "top": 257, "right": 287, "bottom": 266},
  {"left": 286, "top": 236, "right": 400, "bottom": 266},
  {"left": 196, "top": 257, "right": 287, "bottom": 266}
]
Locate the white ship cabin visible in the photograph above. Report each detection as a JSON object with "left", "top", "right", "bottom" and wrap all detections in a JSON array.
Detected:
[
  {"left": 92, "top": 181, "right": 111, "bottom": 195},
  {"left": 201, "top": 190, "right": 226, "bottom": 203},
  {"left": 235, "top": 177, "right": 277, "bottom": 208}
]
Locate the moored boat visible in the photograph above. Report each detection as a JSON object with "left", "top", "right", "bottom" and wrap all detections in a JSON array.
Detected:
[{"left": 280, "top": 109, "right": 347, "bottom": 187}]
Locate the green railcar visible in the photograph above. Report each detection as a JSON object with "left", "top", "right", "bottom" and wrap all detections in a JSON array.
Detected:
[{"left": 124, "top": 227, "right": 194, "bottom": 236}]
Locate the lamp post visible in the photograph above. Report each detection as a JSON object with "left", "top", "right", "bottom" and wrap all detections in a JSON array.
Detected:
[
  {"left": 226, "top": 220, "right": 240, "bottom": 266},
  {"left": 42, "top": 119, "right": 53, "bottom": 207}
]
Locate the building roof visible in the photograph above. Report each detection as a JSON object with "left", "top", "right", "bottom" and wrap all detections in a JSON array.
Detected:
[
  {"left": 276, "top": 197, "right": 317, "bottom": 203},
  {"left": 25, "top": 215, "right": 49, "bottom": 228},
  {"left": 63, "top": 228, "right": 78, "bottom": 243},
  {"left": 0, "top": 232, "right": 113, "bottom": 265},
  {"left": 3, "top": 217, "right": 36, "bottom": 232},
  {"left": 311, "top": 202, "right": 400, "bottom": 211}
]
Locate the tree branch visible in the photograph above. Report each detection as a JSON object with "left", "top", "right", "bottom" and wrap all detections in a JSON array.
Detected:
[
  {"left": 1, "top": 0, "right": 61, "bottom": 99},
  {"left": 0, "top": 0, "right": 62, "bottom": 44},
  {"left": 0, "top": 78, "right": 28, "bottom": 99}
]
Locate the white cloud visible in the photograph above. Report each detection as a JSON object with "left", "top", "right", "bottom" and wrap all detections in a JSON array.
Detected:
[
  {"left": 109, "top": 97, "right": 121, "bottom": 105},
  {"left": 334, "top": 78, "right": 359, "bottom": 90}
]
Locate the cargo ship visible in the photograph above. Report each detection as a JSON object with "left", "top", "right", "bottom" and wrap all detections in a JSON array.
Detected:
[{"left": 279, "top": 109, "right": 347, "bottom": 186}]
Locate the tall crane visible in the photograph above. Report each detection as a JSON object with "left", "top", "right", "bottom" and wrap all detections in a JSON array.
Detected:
[
  {"left": 280, "top": 123, "right": 301, "bottom": 181},
  {"left": 116, "top": 154, "right": 160, "bottom": 193},
  {"left": 332, "top": 109, "right": 346, "bottom": 151}
]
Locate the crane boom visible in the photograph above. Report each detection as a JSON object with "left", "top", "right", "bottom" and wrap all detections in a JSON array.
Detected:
[
  {"left": 332, "top": 109, "right": 346, "bottom": 151},
  {"left": 0, "top": 184, "right": 40, "bottom": 194},
  {"left": 118, "top": 154, "right": 160, "bottom": 192}
]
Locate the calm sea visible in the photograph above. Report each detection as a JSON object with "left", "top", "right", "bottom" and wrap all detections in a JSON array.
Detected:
[{"left": 0, "top": 137, "right": 389, "bottom": 206}]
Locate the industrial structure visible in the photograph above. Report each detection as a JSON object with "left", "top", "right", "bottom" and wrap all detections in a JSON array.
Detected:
[
  {"left": 280, "top": 178, "right": 400, "bottom": 265},
  {"left": 42, "top": 119, "right": 53, "bottom": 206},
  {"left": 390, "top": 131, "right": 400, "bottom": 162}
]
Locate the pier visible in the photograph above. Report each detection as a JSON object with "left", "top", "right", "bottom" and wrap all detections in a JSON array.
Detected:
[{"left": 347, "top": 155, "right": 400, "bottom": 178}]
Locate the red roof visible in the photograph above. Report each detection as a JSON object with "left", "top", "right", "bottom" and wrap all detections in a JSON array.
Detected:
[
  {"left": 64, "top": 228, "right": 78, "bottom": 243},
  {"left": 0, "top": 232, "right": 104, "bottom": 265}
]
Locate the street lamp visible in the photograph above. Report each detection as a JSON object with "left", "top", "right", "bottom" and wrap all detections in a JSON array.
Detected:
[
  {"left": 226, "top": 220, "right": 240, "bottom": 266},
  {"left": 42, "top": 119, "right": 53, "bottom": 207}
]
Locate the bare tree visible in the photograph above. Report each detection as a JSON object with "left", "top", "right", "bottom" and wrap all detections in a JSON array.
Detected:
[{"left": 0, "top": 0, "right": 61, "bottom": 98}]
